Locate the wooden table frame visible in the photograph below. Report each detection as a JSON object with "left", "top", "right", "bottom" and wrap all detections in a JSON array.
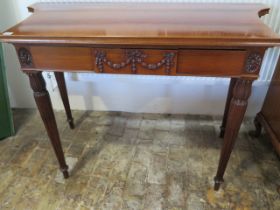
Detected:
[
  {"left": 20, "top": 46, "right": 263, "bottom": 191},
  {"left": 1, "top": 2, "right": 280, "bottom": 191}
]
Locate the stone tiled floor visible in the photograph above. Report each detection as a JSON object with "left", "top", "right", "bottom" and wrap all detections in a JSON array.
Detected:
[{"left": 0, "top": 109, "right": 279, "bottom": 210}]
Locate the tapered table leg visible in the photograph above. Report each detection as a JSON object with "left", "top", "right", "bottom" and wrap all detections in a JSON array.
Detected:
[
  {"left": 220, "top": 78, "right": 237, "bottom": 138},
  {"left": 54, "top": 72, "right": 74, "bottom": 129},
  {"left": 214, "top": 79, "right": 253, "bottom": 190},
  {"left": 26, "top": 71, "right": 69, "bottom": 178}
]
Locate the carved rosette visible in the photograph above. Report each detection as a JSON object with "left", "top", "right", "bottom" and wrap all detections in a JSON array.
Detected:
[
  {"left": 95, "top": 49, "right": 175, "bottom": 74},
  {"left": 18, "top": 47, "right": 33, "bottom": 68},
  {"left": 245, "top": 52, "right": 262, "bottom": 73}
]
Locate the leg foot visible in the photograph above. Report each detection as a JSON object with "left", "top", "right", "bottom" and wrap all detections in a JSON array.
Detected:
[
  {"left": 68, "top": 118, "right": 75, "bottom": 130},
  {"left": 61, "top": 166, "right": 70, "bottom": 178},
  {"left": 214, "top": 176, "right": 224, "bottom": 191}
]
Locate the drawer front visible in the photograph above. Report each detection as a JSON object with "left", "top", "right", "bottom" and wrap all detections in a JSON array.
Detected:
[
  {"left": 93, "top": 48, "right": 177, "bottom": 75},
  {"left": 177, "top": 50, "right": 248, "bottom": 76},
  {"left": 29, "top": 46, "right": 92, "bottom": 71}
]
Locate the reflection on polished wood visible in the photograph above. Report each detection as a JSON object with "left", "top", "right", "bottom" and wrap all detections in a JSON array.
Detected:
[
  {"left": 2, "top": 3, "right": 280, "bottom": 47},
  {"left": 1, "top": 2, "right": 280, "bottom": 191}
]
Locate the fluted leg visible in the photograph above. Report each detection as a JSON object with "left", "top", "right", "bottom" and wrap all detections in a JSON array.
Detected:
[
  {"left": 26, "top": 71, "right": 69, "bottom": 178},
  {"left": 54, "top": 72, "right": 74, "bottom": 129},
  {"left": 220, "top": 78, "right": 237, "bottom": 138},
  {"left": 214, "top": 79, "right": 253, "bottom": 190}
]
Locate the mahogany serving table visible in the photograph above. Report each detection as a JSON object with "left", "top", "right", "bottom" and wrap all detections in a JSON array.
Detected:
[{"left": 1, "top": 3, "right": 280, "bottom": 190}]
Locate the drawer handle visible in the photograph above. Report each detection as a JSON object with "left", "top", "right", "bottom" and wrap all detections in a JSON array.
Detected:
[{"left": 95, "top": 49, "right": 175, "bottom": 74}]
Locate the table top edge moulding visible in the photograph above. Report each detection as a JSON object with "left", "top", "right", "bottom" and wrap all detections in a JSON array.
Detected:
[
  {"left": 1, "top": 2, "right": 280, "bottom": 47},
  {"left": 1, "top": 2, "right": 280, "bottom": 191}
]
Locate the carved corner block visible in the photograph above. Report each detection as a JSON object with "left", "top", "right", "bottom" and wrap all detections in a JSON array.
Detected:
[
  {"left": 245, "top": 52, "right": 263, "bottom": 73},
  {"left": 17, "top": 47, "right": 33, "bottom": 68}
]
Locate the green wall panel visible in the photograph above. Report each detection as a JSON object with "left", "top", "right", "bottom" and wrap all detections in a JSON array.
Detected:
[{"left": 0, "top": 44, "right": 14, "bottom": 139}]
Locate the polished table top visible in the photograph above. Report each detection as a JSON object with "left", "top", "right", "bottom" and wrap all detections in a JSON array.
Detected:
[{"left": 1, "top": 3, "right": 280, "bottom": 47}]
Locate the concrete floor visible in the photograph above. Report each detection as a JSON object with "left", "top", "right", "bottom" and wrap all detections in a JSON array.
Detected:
[{"left": 0, "top": 109, "right": 279, "bottom": 210}]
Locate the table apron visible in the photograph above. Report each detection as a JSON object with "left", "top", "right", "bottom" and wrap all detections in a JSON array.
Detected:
[{"left": 15, "top": 45, "right": 265, "bottom": 78}]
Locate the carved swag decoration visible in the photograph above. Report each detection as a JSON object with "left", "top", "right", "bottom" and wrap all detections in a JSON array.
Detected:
[
  {"left": 18, "top": 47, "right": 33, "bottom": 68},
  {"left": 95, "top": 49, "right": 175, "bottom": 74}
]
